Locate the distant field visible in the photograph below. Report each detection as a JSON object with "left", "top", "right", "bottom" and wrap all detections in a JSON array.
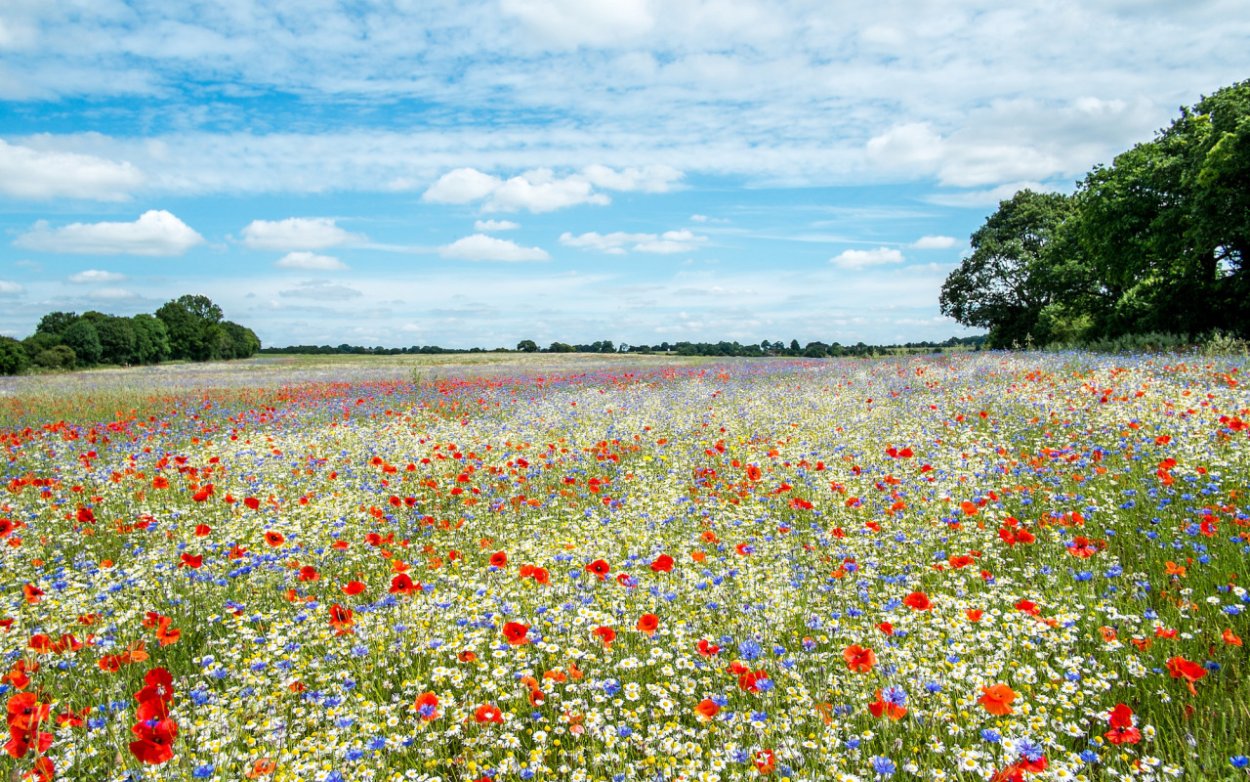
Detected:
[{"left": 1, "top": 351, "right": 1248, "bottom": 781}]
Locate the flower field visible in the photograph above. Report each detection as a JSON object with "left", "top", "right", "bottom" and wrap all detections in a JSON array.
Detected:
[{"left": 1, "top": 352, "right": 1248, "bottom": 782}]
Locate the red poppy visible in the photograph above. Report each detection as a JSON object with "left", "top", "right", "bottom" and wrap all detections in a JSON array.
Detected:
[
  {"left": 877, "top": 621, "right": 894, "bottom": 635},
  {"left": 389, "top": 573, "right": 420, "bottom": 595},
  {"left": 1166, "top": 656, "right": 1207, "bottom": 695},
  {"left": 264, "top": 531, "right": 285, "bottom": 547},
  {"left": 592, "top": 626, "right": 616, "bottom": 647},
  {"left": 1104, "top": 703, "right": 1141, "bottom": 745},
  {"left": 298, "top": 565, "right": 319, "bottom": 582},
  {"left": 502, "top": 622, "right": 529, "bottom": 645},
  {"left": 868, "top": 689, "right": 907, "bottom": 720},
  {"left": 753, "top": 748, "right": 776, "bottom": 775},
  {"left": 6, "top": 693, "right": 50, "bottom": 734},
  {"left": 737, "top": 669, "right": 769, "bottom": 692},
  {"left": 842, "top": 644, "right": 876, "bottom": 673},
  {"left": 414, "top": 692, "right": 440, "bottom": 720},
  {"left": 489, "top": 551, "right": 508, "bottom": 568},
  {"left": 474, "top": 703, "right": 504, "bottom": 723},
  {"left": 694, "top": 699, "right": 720, "bottom": 720},
  {"left": 342, "top": 581, "right": 366, "bottom": 596},
  {"left": 129, "top": 717, "right": 178, "bottom": 764},
  {"left": 697, "top": 638, "right": 720, "bottom": 656},
  {"left": 978, "top": 684, "right": 1017, "bottom": 716},
  {"left": 585, "top": 559, "right": 611, "bottom": 579},
  {"left": 194, "top": 524, "right": 212, "bottom": 537},
  {"left": 22, "top": 584, "right": 42, "bottom": 604},
  {"left": 903, "top": 591, "right": 932, "bottom": 611},
  {"left": 966, "top": 609, "right": 984, "bottom": 622},
  {"left": 636, "top": 613, "right": 659, "bottom": 636},
  {"left": 328, "top": 604, "right": 354, "bottom": 634}
]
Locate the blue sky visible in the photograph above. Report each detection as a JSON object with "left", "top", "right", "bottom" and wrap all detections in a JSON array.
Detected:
[{"left": 2, "top": 1, "right": 1248, "bottom": 349}]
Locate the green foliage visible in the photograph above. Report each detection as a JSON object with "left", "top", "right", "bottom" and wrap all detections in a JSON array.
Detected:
[
  {"left": 61, "top": 319, "right": 103, "bottom": 366},
  {"left": 0, "top": 336, "right": 29, "bottom": 375},
  {"left": 516, "top": 339, "right": 539, "bottom": 353},
  {"left": 34, "top": 345, "right": 76, "bottom": 369},
  {"left": 943, "top": 78, "right": 1250, "bottom": 346}
]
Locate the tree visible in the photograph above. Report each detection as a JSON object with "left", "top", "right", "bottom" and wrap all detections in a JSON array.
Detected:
[
  {"left": 61, "top": 319, "right": 103, "bottom": 366},
  {"left": 939, "top": 190, "right": 1075, "bottom": 347},
  {"left": 547, "top": 342, "right": 574, "bottom": 353},
  {"left": 35, "top": 311, "right": 79, "bottom": 338},
  {"left": 516, "top": 339, "right": 539, "bottom": 353},
  {"left": 0, "top": 336, "right": 29, "bottom": 375},
  {"left": 82, "top": 312, "right": 137, "bottom": 365},
  {"left": 156, "top": 294, "right": 223, "bottom": 361},
  {"left": 131, "top": 314, "right": 171, "bottom": 364}
]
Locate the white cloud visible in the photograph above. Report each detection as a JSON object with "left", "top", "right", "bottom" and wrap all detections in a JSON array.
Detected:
[
  {"left": 0, "top": 139, "right": 142, "bottom": 201},
  {"left": 560, "top": 228, "right": 705, "bottom": 255},
  {"left": 911, "top": 235, "right": 957, "bottom": 249},
  {"left": 499, "top": 0, "right": 654, "bottom": 48},
  {"left": 866, "top": 123, "right": 944, "bottom": 171},
  {"left": 0, "top": 280, "right": 23, "bottom": 296},
  {"left": 473, "top": 219, "right": 520, "bottom": 232},
  {"left": 425, "top": 166, "right": 678, "bottom": 213},
  {"left": 275, "top": 251, "right": 348, "bottom": 271},
  {"left": 279, "top": 280, "right": 364, "bottom": 300},
  {"left": 241, "top": 218, "right": 361, "bottom": 250},
  {"left": 925, "top": 181, "right": 1058, "bottom": 208},
  {"left": 87, "top": 287, "right": 140, "bottom": 301},
  {"left": 581, "top": 164, "right": 682, "bottom": 193},
  {"left": 14, "top": 210, "right": 204, "bottom": 256},
  {"left": 830, "top": 247, "right": 905, "bottom": 269},
  {"left": 440, "top": 234, "right": 550, "bottom": 262},
  {"left": 68, "top": 269, "right": 127, "bottom": 284},
  {"left": 422, "top": 168, "right": 503, "bottom": 205}
]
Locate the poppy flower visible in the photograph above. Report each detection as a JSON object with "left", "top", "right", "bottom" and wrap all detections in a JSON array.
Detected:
[
  {"left": 243, "top": 497, "right": 261, "bottom": 510},
  {"left": 341, "top": 581, "right": 366, "bottom": 596},
  {"left": 636, "top": 613, "right": 659, "bottom": 636},
  {"left": 414, "top": 692, "right": 440, "bottom": 720},
  {"left": 5, "top": 723, "right": 54, "bottom": 759},
  {"left": 737, "top": 669, "right": 770, "bottom": 693},
  {"left": 297, "top": 565, "right": 319, "bottom": 582},
  {"left": 488, "top": 551, "right": 508, "bottom": 568},
  {"left": 194, "top": 524, "right": 211, "bottom": 537},
  {"left": 697, "top": 638, "right": 720, "bottom": 656},
  {"left": 649, "top": 553, "right": 674, "bottom": 573},
  {"left": 966, "top": 609, "right": 984, "bottom": 622},
  {"left": 842, "top": 644, "right": 876, "bottom": 673},
  {"left": 1166, "top": 656, "right": 1207, "bottom": 694},
  {"left": 474, "top": 703, "right": 504, "bottom": 723},
  {"left": 978, "top": 684, "right": 1017, "bottom": 715},
  {"left": 903, "top": 591, "right": 931, "bottom": 610},
  {"left": 592, "top": 626, "right": 616, "bottom": 647},
  {"left": 22, "top": 584, "right": 42, "bottom": 604},
  {"left": 389, "top": 573, "right": 420, "bottom": 595},
  {"left": 868, "top": 688, "right": 907, "bottom": 720},
  {"left": 244, "top": 758, "right": 277, "bottom": 779},
  {"left": 585, "top": 559, "right": 611, "bottom": 579},
  {"left": 129, "top": 717, "right": 178, "bottom": 764},
  {"left": 502, "top": 621, "right": 529, "bottom": 645},
  {"left": 457, "top": 650, "right": 478, "bottom": 663},
  {"left": 694, "top": 699, "right": 720, "bottom": 720},
  {"left": 263, "top": 531, "right": 285, "bottom": 547},
  {"left": 1104, "top": 703, "right": 1141, "bottom": 745},
  {"left": 753, "top": 748, "right": 776, "bottom": 775},
  {"left": 1015, "top": 599, "right": 1040, "bottom": 616},
  {"left": 1223, "top": 628, "right": 1244, "bottom": 647},
  {"left": 328, "top": 604, "right": 354, "bottom": 634},
  {"left": 6, "top": 693, "right": 50, "bottom": 733}
]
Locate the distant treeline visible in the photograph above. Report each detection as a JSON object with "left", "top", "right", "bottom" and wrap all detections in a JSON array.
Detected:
[
  {"left": 941, "top": 79, "right": 1250, "bottom": 348},
  {"left": 260, "top": 335, "right": 985, "bottom": 358},
  {"left": 0, "top": 295, "right": 260, "bottom": 374}
]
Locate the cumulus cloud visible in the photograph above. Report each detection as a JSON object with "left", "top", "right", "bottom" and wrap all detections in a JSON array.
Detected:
[
  {"left": 275, "top": 251, "right": 349, "bottom": 271},
  {"left": 0, "top": 280, "right": 23, "bottom": 296},
  {"left": 0, "top": 139, "right": 142, "bottom": 201},
  {"left": 241, "top": 217, "right": 361, "bottom": 250},
  {"left": 68, "top": 269, "right": 127, "bottom": 283},
  {"left": 925, "top": 181, "right": 1057, "bottom": 208},
  {"left": 581, "top": 164, "right": 682, "bottom": 193},
  {"left": 561, "top": 228, "right": 705, "bottom": 255},
  {"left": 279, "top": 280, "right": 364, "bottom": 300},
  {"left": 423, "top": 166, "right": 678, "bottom": 213},
  {"left": 866, "top": 123, "right": 944, "bottom": 170},
  {"left": 14, "top": 210, "right": 204, "bottom": 256},
  {"left": 473, "top": 219, "right": 520, "bottom": 232},
  {"left": 911, "top": 235, "right": 957, "bottom": 249},
  {"left": 830, "top": 247, "right": 905, "bottom": 269},
  {"left": 440, "top": 234, "right": 550, "bottom": 262}
]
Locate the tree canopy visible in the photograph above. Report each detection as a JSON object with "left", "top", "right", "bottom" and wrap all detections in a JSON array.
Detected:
[
  {"left": 941, "top": 79, "right": 1250, "bottom": 347},
  {"left": 4, "top": 295, "right": 260, "bottom": 373}
]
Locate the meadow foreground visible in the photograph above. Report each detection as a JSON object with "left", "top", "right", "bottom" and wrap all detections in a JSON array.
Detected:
[{"left": 1, "top": 352, "right": 1247, "bottom": 782}]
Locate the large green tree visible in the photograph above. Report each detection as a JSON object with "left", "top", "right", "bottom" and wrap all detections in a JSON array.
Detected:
[
  {"left": 939, "top": 190, "right": 1075, "bottom": 347},
  {"left": 156, "top": 294, "right": 224, "bottom": 360}
]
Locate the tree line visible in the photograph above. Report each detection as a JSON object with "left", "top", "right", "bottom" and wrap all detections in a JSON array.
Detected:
[
  {"left": 0, "top": 295, "right": 260, "bottom": 374},
  {"left": 260, "top": 335, "right": 984, "bottom": 358},
  {"left": 941, "top": 79, "right": 1249, "bottom": 348}
]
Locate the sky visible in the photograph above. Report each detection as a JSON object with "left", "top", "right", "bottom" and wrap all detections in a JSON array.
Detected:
[{"left": 2, "top": 1, "right": 1248, "bottom": 349}]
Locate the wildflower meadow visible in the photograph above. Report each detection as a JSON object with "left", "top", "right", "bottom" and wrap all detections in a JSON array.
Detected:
[{"left": 1, "top": 352, "right": 1247, "bottom": 782}]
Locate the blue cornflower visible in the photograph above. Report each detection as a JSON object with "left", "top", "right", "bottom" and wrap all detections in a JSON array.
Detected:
[
  {"left": 980, "top": 729, "right": 1001, "bottom": 743},
  {"left": 882, "top": 685, "right": 906, "bottom": 706},
  {"left": 871, "top": 756, "right": 896, "bottom": 777},
  {"left": 1017, "top": 739, "right": 1044, "bottom": 763}
]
